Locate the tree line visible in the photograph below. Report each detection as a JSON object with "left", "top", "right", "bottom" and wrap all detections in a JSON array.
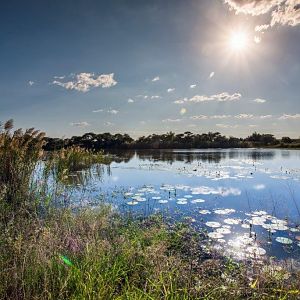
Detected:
[{"left": 43, "top": 131, "right": 300, "bottom": 151}]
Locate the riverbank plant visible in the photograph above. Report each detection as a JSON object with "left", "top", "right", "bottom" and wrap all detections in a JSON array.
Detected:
[{"left": 1, "top": 120, "right": 300, "bottom": 299}]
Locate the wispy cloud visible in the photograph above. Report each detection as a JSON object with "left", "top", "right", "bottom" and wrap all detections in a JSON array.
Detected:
[
  {"left": 210, "top": 115, "right": 232, "bottom": 119},
  {"left": 92, "top": 109, "right": 104, "bottom": 113},
  {"left": 150, "top": 95, "right": 161, "bottom": 99},
  {"left": 209, "top": 71, "right": 215, "bottom": 79},
  {"left": 70, "top": 121, "right": 90, "bottom": 127},
  {"left": 254, "top": 35, "right": 262, "bottom": 43},
  {"left": 107, "top": 109, "right": 119, "bottom": 114},
  {"left": 190, "top": 84, "right": 197, "bottom": 89},
  {"left": 128, "top": 98, "right": 134, "bottom": 103},
  {"left": 28, "top": 81, "right": 35, "bottom": 86},
  {"left": 189, "top": 92, "right": 242, "bottom": 103},
  {"left": 53, "top": 72, "right": 117, "bottom": 92},
  {"left": 162, "top": 118, "right": 182, "bottom": 123},
  {"left": 189, "top": 114, "right": 271, "bottom": 120},
  {"left": 174, "top": 93, "right": 241, "bottom": 104},
  {"left": 174, "top": 98, "right": 187, "bottom": 104},
  {"left": 235, "top": 114, "right": 254, "bottom": 119},
  {"left": 224, "top": 0, "right": 300, "bottom": 33},
  {"left": 259, "top": 115, "right": 272, "bottom": 119},
  {"left": 279, "top": 114, "right": 300, "bottom": 120},
  {"left": 92, "top": 109, "right": 118, "bottom": 114},
  {"left": 151, "top": 76, "right": 160, "bottom": 82},
  {"left": 167, "top": 88, "right": 175, "bottom": 93},
  {"left": 254, "top": 98, "right": 267, "bottom": 103},
  {"left": 190, "top": 115, "right": 208, "bottom": 120}
]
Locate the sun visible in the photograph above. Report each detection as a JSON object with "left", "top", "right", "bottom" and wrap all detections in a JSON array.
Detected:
[{"left": 229, "top": 31, "right": 248, "bottom": 52}]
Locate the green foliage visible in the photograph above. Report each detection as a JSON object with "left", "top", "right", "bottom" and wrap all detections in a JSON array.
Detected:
[{"left": 44, "top": 130, "right": 299, "bottom": 150}]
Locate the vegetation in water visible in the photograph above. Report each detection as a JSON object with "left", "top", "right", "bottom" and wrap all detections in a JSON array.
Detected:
[{"left": 1, "top": 120, "right": 300, "bottom": 299}]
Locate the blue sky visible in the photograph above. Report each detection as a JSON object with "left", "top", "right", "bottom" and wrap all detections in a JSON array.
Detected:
[{"left": 0, "top": 0, "right": 299, "bottom": 138}]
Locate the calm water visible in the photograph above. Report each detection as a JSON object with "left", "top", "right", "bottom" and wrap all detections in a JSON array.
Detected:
[{"left": 68, "top": 149, "right": 300, "bottom": 261}]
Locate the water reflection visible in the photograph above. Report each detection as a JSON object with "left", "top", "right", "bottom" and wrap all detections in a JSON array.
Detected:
[
  {"left": 106, "top": 149, "right": 277, "bottom": 164},
  {"left": 67, "top": 148, "right": 300, "bottom": 260}
]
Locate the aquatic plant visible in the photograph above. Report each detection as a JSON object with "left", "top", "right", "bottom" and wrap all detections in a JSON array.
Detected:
[{"left": 47, "top": 146, "right": 111, "bottom": 184}]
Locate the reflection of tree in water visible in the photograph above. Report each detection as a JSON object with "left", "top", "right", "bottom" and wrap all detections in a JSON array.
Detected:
[
  {"left": 106, "top": 149, "right": 277, "bottom": 164},
  {"left": 280, "top": 150, "right": 291, "bottom": 158},
  {"left": 248, "top": 151, "right": 275, "bottom": 161}
]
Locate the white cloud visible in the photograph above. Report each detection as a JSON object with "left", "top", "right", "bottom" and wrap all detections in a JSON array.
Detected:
[
  {"left": 162, "top": 119, "right": 182, "bottom": 123},
  {"left": 271, "top": 0, "right": 300, "bottom": 27},
  {"left": 210, "top": 115, "right": 232, "bottom": 119},
  {"left": 167, "top": 88, "right": 175, "bottom": 93},
  {"left": 180, "top": 108, "right": 187, "bottom": 115},
  {"left": 254, "top": 35, "right": 262, "bottom": 43},
  {"left": 254, "top": 98, "right": 267, "bottom": 103},
  {"left": 189, "top": 92, "right": 241, "bottom": 103},
  {"left": 224, "top": 0, "right": 300, "bottom": 31},
  {"left": 174, "top": 98, "right": 187, "bottom": 104},
  {"left": 209, "top": 71, "right": 215, "bottom": 79},
  {"left": 53, "top": 72, "right": 117, "bottom": 92},
  {"left": 259, "top": 115, "right": 272, "bottom": 119},
  {"left": 190, "top": 115, "right": 208, "bottom": 120},
  {"left": 128, "top": 98, "right": 134, "bottom": 103},
  {"left": 107, "top": 109, "right": 118, "bottom": 114},
  {"left": 54, "top": 75, "right": 65, "bottom": 79},
  {"left": 28, "top": 81, "right": 34, "bottom": 86},
  {"left": 255, "top": 24, "right": 270, "bottom": 32},
  {"left": 70, "top": 121, "right": 90, "bottom": 127},
  {"left": 279, "top": 114, "right": 300, "bottom": 120},
  {"left": 150, "top": 95, "right": 161, "bottom": 99},
  {"left": 224, "top": 0, "right": 279, "bottom": 16},
  {"left": 249, "top": 124, "right": 259, "bottom": 128},
  {"left": 235, "top": 114, "right": 254, "bottom": 119},
  {"left": 92, "top": 109, "right": 118, "bottom": 114},
  {"left": 190, "top": 84, "right": 197, "bottom": 88},
  {"left": 151, "top": 76, "right": 160, "bottom": 82}
]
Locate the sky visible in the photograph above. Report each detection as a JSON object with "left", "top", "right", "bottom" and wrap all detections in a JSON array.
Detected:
[{"left": 0, "top": 0, "right": 299, "bottom": 138}]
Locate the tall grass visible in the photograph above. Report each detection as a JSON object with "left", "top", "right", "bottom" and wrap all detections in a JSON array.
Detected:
[
  {"left": 0, "top": 120, "right": 45, "bottom": 211},
  {"left": 44, "top": 146, "right": 112, "bottom": 190}
]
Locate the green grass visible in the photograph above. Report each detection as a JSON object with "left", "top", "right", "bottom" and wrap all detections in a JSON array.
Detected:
[
  {"left": 1, "top": 120, "right": 300, "bottom": 299},
  {"left": 1, "top": 207, "right": 300, "bottom": 300}
]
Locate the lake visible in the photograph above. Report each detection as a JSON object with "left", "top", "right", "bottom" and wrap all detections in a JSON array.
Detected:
[{"left": 67, "top": 148, "right": 300, "bottom": 261}]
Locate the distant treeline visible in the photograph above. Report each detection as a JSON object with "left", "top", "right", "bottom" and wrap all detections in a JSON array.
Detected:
[{"left": 43, "top": 131, "right": 300, "bottom": 151}]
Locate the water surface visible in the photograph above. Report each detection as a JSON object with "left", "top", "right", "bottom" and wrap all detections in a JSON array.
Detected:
[{"left": 69, "top": 149, "right": 300, "bottom": 260}]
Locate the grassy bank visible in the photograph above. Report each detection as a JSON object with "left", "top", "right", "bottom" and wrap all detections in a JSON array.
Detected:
[
  {"left": 1, "top": 207, "right": 300, "bottom": 300},
  {"left": 1, "top": 120, "right": 300, "bottom": 299}
]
